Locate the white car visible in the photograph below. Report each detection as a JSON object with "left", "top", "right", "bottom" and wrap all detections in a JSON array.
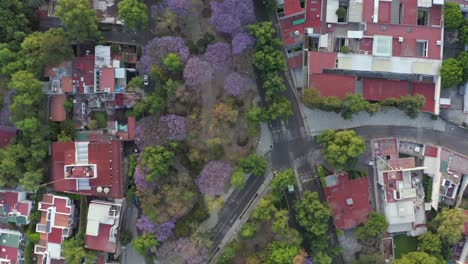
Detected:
[{"left": 143, "top": 75, "right": 149, "bottom": 86}]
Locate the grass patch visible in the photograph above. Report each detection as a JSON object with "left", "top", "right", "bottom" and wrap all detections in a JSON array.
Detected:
[
  {"left": 93, "top": 111, "right": 108, "bottom": 129},
  {"left": 394, "top": 235, "right": 419, "bottom": 259}
]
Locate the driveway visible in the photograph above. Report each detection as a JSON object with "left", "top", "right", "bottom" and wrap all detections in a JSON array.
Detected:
[{"left": 121, "top": 204, "right": 145, "bottom": 264}]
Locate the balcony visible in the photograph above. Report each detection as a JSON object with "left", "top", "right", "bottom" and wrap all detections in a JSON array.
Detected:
[{"left": 335, "top": 53, "right": 441, "bottom": 76}]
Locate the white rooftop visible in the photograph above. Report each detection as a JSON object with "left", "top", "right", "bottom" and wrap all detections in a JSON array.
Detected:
[
  {"left": 86, "top": 203, "right": 113, "bottom": 236},
  {"left": 385, "top": 200, "right": 415, "bottom": 234},
  {"left": 47, "top": 242, "right": 62, "bottom": 259}
]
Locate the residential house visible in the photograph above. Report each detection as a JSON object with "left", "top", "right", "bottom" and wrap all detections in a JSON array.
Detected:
[
  {"left": 51, "top": 140, "right": 124, "bottom": 198},
  {"left": 374, "top": 137, "right": 427, "bottom": 236},
  {"left": 0, "top": 228, "right": 25, "bottom": 264},
  {"left": 278, "top": 0, "right": 444, "bottom": 114},
  {"left": 85, "top": 199, "right": 125, "bottom": 256},
  {"left": 323, "top": 173, "right": 372, "bottom": 229},
  {"left": 0, "top": 190, "right": 33, "bottom": 225},
  {"left": 423, "top": 145, "right": 468, "bottom": 210},
  {"left": 34, "top": 194, "right": 75, "bottom": 264}
]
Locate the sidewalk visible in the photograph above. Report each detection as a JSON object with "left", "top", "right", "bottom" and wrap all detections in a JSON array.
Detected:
[{"left": 301, "top": 105, "right": 447, "bottom": 135}]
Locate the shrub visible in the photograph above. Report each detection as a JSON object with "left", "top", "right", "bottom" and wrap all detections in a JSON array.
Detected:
[
  {"left": 240, "top": 222, "right": 256, "bottom": 239},
  {"left": 336, "top": 7, "right": 347, "bottom": 20},
  {"left": 211, "top": 103, "right": 238, "bottom": 124},
  {"left": 340, "top": 45, "right": 350, "bottom": 54},
  {"left": 441, "top": 58, "right": 463, "bottom": 88},
  {"left": 93, "top": 111, "right": 108, "bottom": 128},
  {"left": 230, "top": 168, "right": 246, "bottom": 188},
  {"left": 163, "top": 53, "right": 183, "bottom": 72}
]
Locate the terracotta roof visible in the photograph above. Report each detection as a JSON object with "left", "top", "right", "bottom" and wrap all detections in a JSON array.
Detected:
[
  {"left": 99, "top": 68, "right": 115, "bottom": 92},
  {"left": 362, "top": 78, "right": 410, "bottom": 101},
  {"left": 85, "top": 223, "right": 117, "bottom": 253},
  {"left": 128, "top": 116, "right": 136, "bottom": 139},
  {"left": 412, "top": 82, "right": 436, "bottom": 113},
  {"left": 61, "top": 76, "right": 73, "bottom": 93},
  {"left": 0, "top": 245, "right": 18, "bottom": 264},
  {"left": 324, "top": 174, "right": 372, "bottom": 229},
  {"left": 424, "top": 146, "right": 438, "bottom": 158},
  {"left": 0, "top": 191, "right": 31, "bottom": 217},
  {"left": 72, "top": 55, "right": 95, "bottom": 94},
  {"left": 52, "top": 141, "right": 124, "bottom": 198},
  {"left": 309, "top": 52, "right": 337, "bottom": 74},
  {"left": 49, "top": 95, "right": 67, "bottom": 122},
  {"left": 309, "top": 74, "right": 356, "bottom": 99},
  {"left": 0, "top": 127, "right": 16, "bottom": 148}
]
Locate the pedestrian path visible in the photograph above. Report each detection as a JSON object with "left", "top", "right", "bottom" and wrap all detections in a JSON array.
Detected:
[{"left": 301, "top": 105, "right": 447, "bottom": 135}]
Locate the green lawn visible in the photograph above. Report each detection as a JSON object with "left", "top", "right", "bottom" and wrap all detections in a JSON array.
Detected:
[{"left": 394, "top": 235, "right": 419, "bottom": 259}]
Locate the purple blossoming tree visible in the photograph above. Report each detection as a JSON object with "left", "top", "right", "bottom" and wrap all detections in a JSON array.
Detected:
[
  {"left": 183, "top": 57, "right": 213, "bottom": 88},
  {"left": 136, "top": 216, "right": 175, "bottom": 242},
  {"left": 136, "top": 215, "right": 158, "bottom": 233},
  {"left": 174, "top": 238, "right": 210, "bottom": 264},
  {"left": 224, "top": 72, "right": 254, "bottom": 99},
  {"left": 196, "top": 161, "right": 233, "bottom": 196},
  {"left": 203, "top": 42, "right": 232, "bottom": 70},
  {"left": 134, "top": 167, "right": 156, "bottom": 191},
  {"left": 232, "top": 32, "right": 256, "bottom": 54},
  {"left": 135, "top": 115, "right": 165, "bottom": 150},
  {"left": 159, "top": 114, "right": 186, "bottom": 141},
  {"left": 165, "top": 0, "right": 189, "bottom": 15},
  {"left": 138, "top": 36, "right": 190, "bottom": 74},
  {"left": 209, "top": 0, "right": 255, "bottom": 35}
]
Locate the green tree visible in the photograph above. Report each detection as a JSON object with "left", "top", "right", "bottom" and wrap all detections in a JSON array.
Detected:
[
  {"left": 253, "top": 46, "right": 286, "bottom": 73},
  {"left": 248, "top": 22, "right": 282, "bottom": 48},
  {"left": 56, "top": 0, "right": 101, "bottom": 42},
  {"left": 419, "top": 232, "right": 441, "bottom": 254},
  {"left": 294, "top": 191, "right": 331, "bottom": 237},
  {"left": 313, "top": 252, "right": 332, "bottom": 264},
  {"left": 440, "top": 58, "right": 463, "bottom": 88},
  {"left": 240, "top": 222, "right": 257, "bottom": 239},
  {"left": 93, "top": 112, "right": 108, "bottom": 129},
  {"left": 8, "top": 71, "right": 44, "bottom": 122},
  {"left": 270, "top": 169, "right": 295, "bottom": 202},
  {"left": 316, "top": 129, "right": 366, "bottom": 171},
  {"left": 163, "top": 53, "right": 183, "bottom": 72},
  {"left": 245, "top": 106, "right": 269, "bottom": 123},
  {"left": 264, "top": 0, "right": 278, "bottom": 15},
  {"left": 272, "top": 209, "right": 289, "bottom": 235},
  {"left": 459, "top": 20, "right": 468, "bottom": 45},
  {"left": 0, "top": 0, "right": 30, "bottom": 44},
  {"left": 266, "top": 241, "right": 300, "bottom": 264},
  {"left": 353, "top": 253, "right": 386, "bottom": 264},
  {"left": 393, "top": 252, "right": 437, "bottom": 264},
  {"left": 356, "top": 212, "right": 388, "bottom": 240},
  {"left": 252, "top": 195, "right": 277, "bottom": 221},
  {"left": 22, "top": 0, "right": 44, "bottom": 7},
  {"left": 397, "top": 95, "right": 426, "bottom": 118},
  {"left": 430, "top": 208, "right": 464, "bottom": 245},
  {"left": 263, "top": 72, "right": 286, "bottom": 101},
  {"left": 118, "top": 0, "right": 149, "bottom": 31},
  {"left": 62, "top": 237, "right": 95, "bottom": 264},
  {"left": 239, "top": 153, "right": 268, "bottom": 176},
  {"left": 230, "top": 168, "right": 246, "bottom": 188},
  {"left": 267, "top": 97, "right": 293, "bottom": 120},
  {"left": 444, "top": 2, "right": 463, "bottom": 29},
  {"left": 140, "top": 145, "right": 175, "bottom": 181},
  {"left": 212, "top": 103, "right": 239, "bottom": 124},
  {"left": 20, "top": 28, "right": 73, "bottom": 76},
  {"left": 217, "top": 241, "right": 241, "bottom": 264},
  {"left": 132, "top": 233, "right": 159, "bottom": 255},
  {"left": 457, "top": 51, "right": 468, "bottom": 82},
  {"left": 127, "top": 77, "right": 144, "bottom": 91}
]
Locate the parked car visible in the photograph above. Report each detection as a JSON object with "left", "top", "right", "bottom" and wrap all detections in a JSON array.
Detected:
[{"left": 143, "top": 75, "right": 149, "bottom": 86}]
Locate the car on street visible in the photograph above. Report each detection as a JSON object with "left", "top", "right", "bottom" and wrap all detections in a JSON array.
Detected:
[{"left": 143, "top": 75, "right": 149, "bottom": 86}]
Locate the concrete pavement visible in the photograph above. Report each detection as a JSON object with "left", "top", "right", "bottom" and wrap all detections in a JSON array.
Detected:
[
  {"left": 302, "top": 106, "right": 447, "bottom": 135},
  {"left": 121, "top": 204, "right": 145, "bottom": 264}
]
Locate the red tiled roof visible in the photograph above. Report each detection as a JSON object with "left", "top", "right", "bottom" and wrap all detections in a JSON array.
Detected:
[
  {"left": 50, "top": 95, "right": 67, "bottom": 122},
  {"left": 0, "top": 245, "right": 18, "bottom": 264},
  {"left": 39, "top": 195, "right": 72, "bottom": 215},
  {"left": 309, "top": 74, "right": 355, "bottom": 99},
  {"left": 128, "top": 116, "right": 136, "bottom": 139},
  {"left": 284, "top": 0, "right": 304, "bottom": 16},
  {"left": 309, "top": 52, "right": 336, "bottom": 74},
  {"left": 0, "top": 127, "right": 16, "bottom": 148},
  {"left": 61, "top": 76, "right": 73, "bottom": 93},
  {"left": 48, "top": 227, "right": 64, "bottom": 244},
  {"left": 85, "top": 224, "right": 117, "bottom": 253},
  {"left": 363, "top": 78, "right": 410, "bottom": 101},
  {"left": 1, "top": 191, "right": 31, "bottom": 217},
  {"left": 324, "top": 174, "right": 372, "bottom": 229},
  {"left": 52, "top": 141, "right": 124, "bottom": 198},
  {"left": 424, "top": 146, "right": 438, "bottom": 158},
  {"left": 99, "top": 68, "right": 115, "bottom": 93},
  {"left": 72, "top": 55, "right": 95, "bottom": 94}
]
